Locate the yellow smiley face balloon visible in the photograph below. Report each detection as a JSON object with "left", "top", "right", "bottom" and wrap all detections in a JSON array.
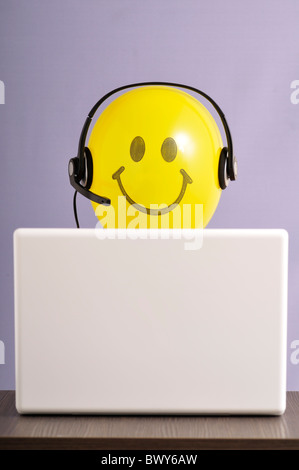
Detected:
[{"left": 88, "top": 86, "right": 223, "bottom": 229}]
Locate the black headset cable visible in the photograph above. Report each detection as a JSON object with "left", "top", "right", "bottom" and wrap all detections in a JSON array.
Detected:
[{"left": 73, "top": 190, "right": 80, "bottom": 228}]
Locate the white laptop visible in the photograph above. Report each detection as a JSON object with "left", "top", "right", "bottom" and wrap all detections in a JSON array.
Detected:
[{"left": 14, "top": 228, "right": 288, "bottom": 415}]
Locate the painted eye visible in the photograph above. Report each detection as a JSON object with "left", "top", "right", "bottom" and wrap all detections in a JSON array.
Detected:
[
  {"left": 161, "top": 137, "right": 177, "bottom": 162},
  {"left": 130, "top": 136, "right": 145, "bottom": 162}
]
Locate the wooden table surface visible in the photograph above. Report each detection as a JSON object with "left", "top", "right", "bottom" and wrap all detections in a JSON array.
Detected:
[{"left": 1, "top": 391, "right": 299, "bottom": 450}]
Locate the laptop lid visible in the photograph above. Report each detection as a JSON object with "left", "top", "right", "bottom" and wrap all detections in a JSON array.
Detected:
[{"left": 13, "top": 228, "right": 288, "bottom": 415}]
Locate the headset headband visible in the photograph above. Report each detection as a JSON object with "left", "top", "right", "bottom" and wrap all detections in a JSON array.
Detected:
[{"left": 76, "top": 81, "right": 235, "bottom": 180}]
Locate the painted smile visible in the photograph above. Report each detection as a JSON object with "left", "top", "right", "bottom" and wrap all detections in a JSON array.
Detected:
[{"left": 112, "top": 166, "right": 193, "bottom": 215}]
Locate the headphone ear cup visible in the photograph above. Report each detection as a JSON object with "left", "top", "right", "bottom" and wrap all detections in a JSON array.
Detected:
[
  {"left": 218, "top": 147, "right": 229, "bottom": 190},
  {"left": 230, "top": 155, "right": 238, "bottom": 181},
  {"left": 81, "top": 147, "right": 93, "bottom": 189},
  {"left": 68, "top": 157, "right": 80, "bottom": 178}
]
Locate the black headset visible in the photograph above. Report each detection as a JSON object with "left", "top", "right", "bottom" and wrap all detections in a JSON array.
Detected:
[{"left": 68, "top": 81, "right": 237, "bottom": 226}]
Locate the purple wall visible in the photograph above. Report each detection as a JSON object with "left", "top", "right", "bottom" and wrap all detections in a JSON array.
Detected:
[{"left": 0, "top": 0, "right": 299, "bottom": 389}]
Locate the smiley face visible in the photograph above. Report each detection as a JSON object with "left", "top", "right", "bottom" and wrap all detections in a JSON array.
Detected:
[
  {"left": 88, "top": 86, "right": 223, "bottom": 228},
  {"left": 112, "top": 136, "right": 193, "bottom": 215}
]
